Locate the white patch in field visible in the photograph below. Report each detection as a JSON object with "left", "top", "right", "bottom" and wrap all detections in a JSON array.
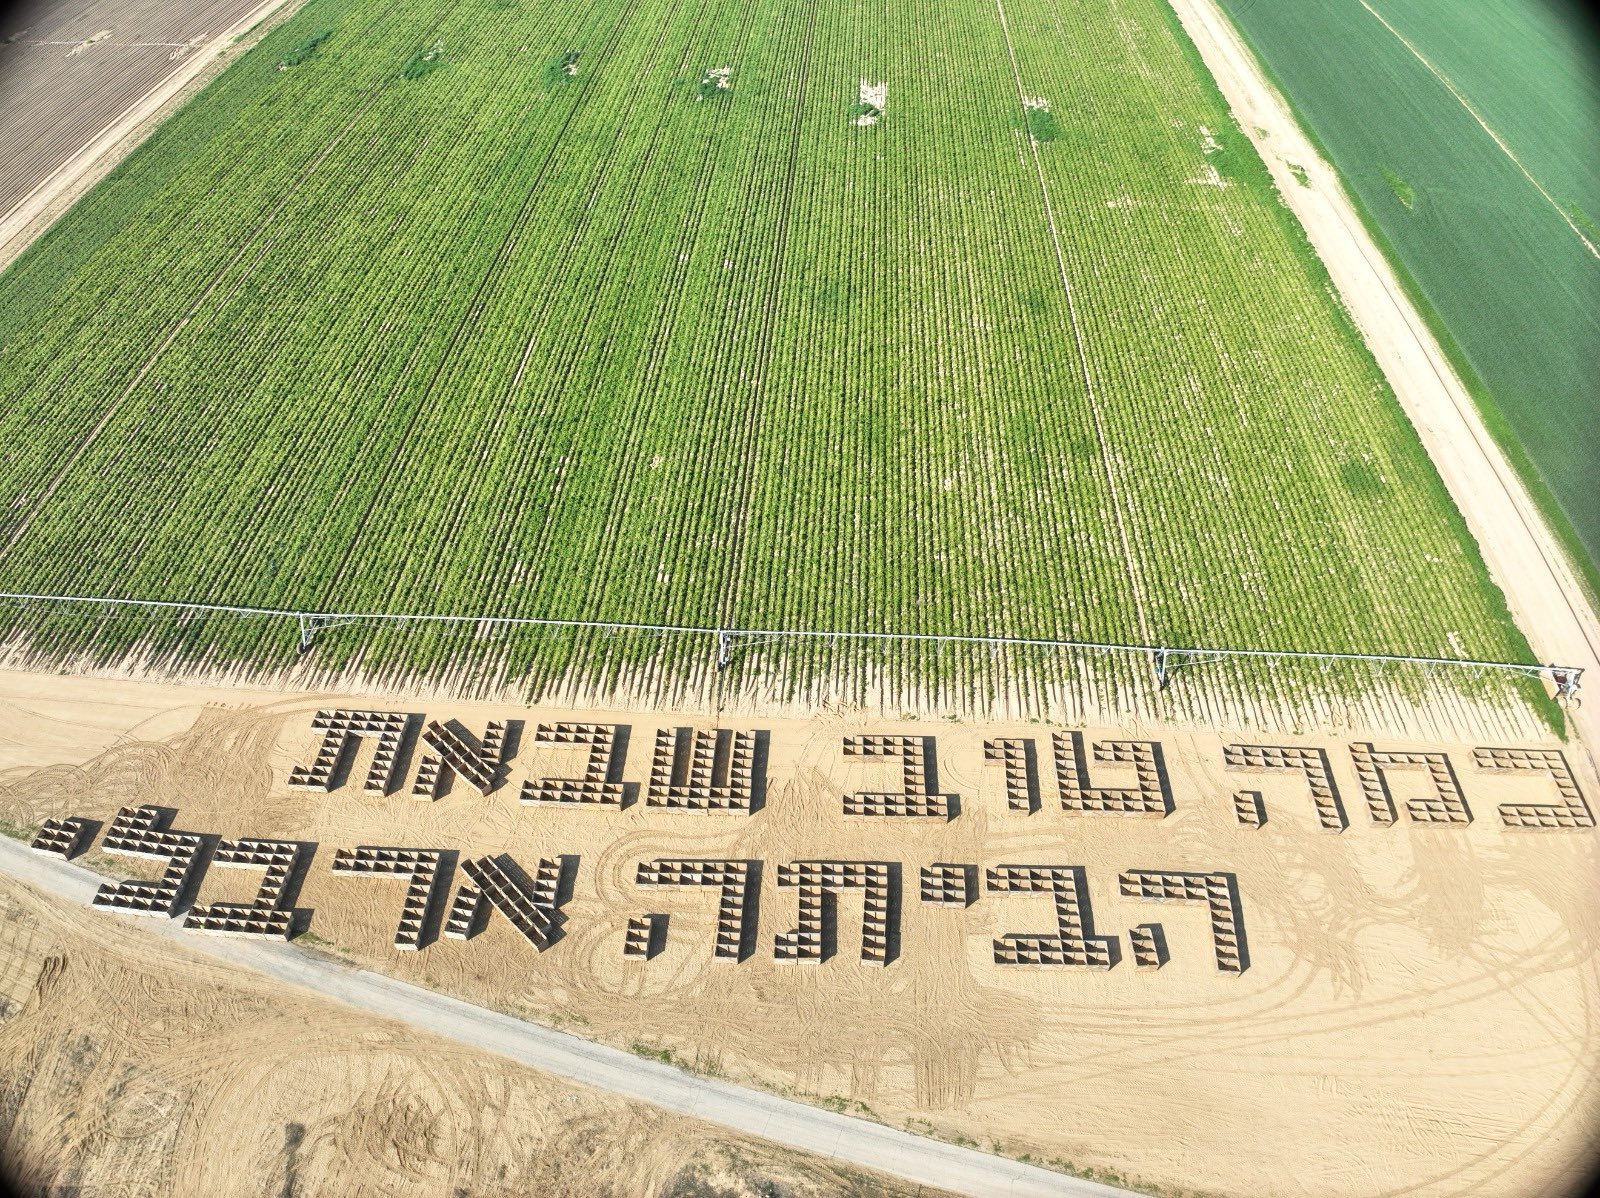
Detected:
[
  {"left": 1022, "top": 96, "right": 1049, "bottom": 111},
  {"left": 856, "top": 79, "right": 886, "bottom": 125},
  {"left": 1199, "top": 124, "right": 1221, "bottom": 154},
  {"left": 697, "top": 65, "right": 732, "bottom": 99},
  {"left": 1187, "top": 163, "right": 1228, "bottom": 188},
  {"left": 68, "top": 30, "right": 110, "bottom": 57}
]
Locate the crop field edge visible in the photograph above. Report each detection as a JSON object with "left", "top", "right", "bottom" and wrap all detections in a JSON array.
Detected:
[
  {"left": 0, "top": 0, "right": 1561, "bottom": 742},
  {"left": 1200, "top": 0, "right": 1600, "bottom": 614},
  {"left": 1154, "top": 0, "right": 1555, "bottom": 678},
  {"left": 0, "top": 597, "right": 1565, "bottom": 743}
]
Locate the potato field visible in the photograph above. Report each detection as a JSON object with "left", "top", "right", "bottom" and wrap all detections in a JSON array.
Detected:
[{"left": 0, "top": 0, "right": 1540, "bottom": 710}]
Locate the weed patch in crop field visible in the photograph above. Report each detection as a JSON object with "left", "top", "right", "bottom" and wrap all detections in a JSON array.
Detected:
[
  {"left": 403, "top": 43, "right": 445, "bottom": 80},
  {"left": 1564, "top": 202, "right": 1599, "bottom": 246},
  {"left": 545, "top": 50, "right": 580, "bottom": 83},
  {"left": 278, "top": 29, "right": 334, "bottom": 69},
  {"left": 850, "top": 79, "right": 886, "bottom": 126},
  {"left": 1380, "top": 166, "right": 1415, "bottom": 210},
  {"left": 697, "top": 66, "right": 733, "bottom": 100},
  {"left": 1022, "top": 97, "right": 1061, "bottom": 142}
]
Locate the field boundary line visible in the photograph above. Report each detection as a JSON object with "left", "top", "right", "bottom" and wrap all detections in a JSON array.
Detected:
[
  {"left": 1353, "top": 0, "right": 1598, "bottom": 259},
  {"left": 990, "top": 0, "right": 1154, "bottom": 646},
  {"left": 20, "top": 40, "right": 200, "bottom": 48},
  {"left": 0, "top": 590, "right": 1579, "bottom": 694}
]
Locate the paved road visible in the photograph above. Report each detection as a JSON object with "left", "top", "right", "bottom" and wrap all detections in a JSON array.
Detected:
[{"left": 0, "top": 835, "right": 1142, "bottom": 1198}]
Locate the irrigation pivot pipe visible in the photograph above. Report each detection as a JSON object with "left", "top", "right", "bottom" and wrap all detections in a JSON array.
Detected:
[{"left": 0, "top": 590, "right": 1581, "bottom": 696}]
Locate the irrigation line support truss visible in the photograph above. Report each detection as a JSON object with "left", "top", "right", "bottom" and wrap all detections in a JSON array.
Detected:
[
  {"left": 297, "top": 613, "right": 362, "bottom": 653},
  {"left": 1151, "top": 647, "right": 1229, "bottom": 691},
  {"left": 716, "top": 630, "right": 789, "bottom": 669},
  {"left": 0, "top": 591, "right": 1583, "bottom": 699}
]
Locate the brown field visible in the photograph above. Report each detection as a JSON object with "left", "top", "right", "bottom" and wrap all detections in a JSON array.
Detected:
[
  {"left": 0, "top": 667, "right": 1596, "bottom": 1196},
  {"left": 0, "top": 874, "right": 949, "bottom": 1197},
  {"left": 0, "top": 0, "right": 290, "bottom": 259}
]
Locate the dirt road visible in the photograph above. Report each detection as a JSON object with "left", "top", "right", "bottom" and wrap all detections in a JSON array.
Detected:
[
  {"left": 1169, "top": 0, "right": 1600, "bottom": 772},
  {"left": 0, "top": 876, "right": 957, "bottom": 1196},
  {"left": 0, "top": 0, "right": 299, "bottom": 271},
  {"left": 0, "top": 833, "right": 1138, "bottom": 1198}
]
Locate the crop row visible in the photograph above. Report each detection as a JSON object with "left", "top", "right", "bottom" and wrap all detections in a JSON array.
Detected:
[{"left": 0, "top": 0, "right": 1542, "bottom": 726}]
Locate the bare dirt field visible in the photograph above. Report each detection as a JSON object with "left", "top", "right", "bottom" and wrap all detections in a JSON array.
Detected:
[
  {"left": 0, "top": 874, "right": 949, "bottom": 1198},
  {"left": 0, "top": 0, "right": 297, "bottom": 266},
  {"left": 0, "top": 667, "right": 1595, "bottom": 1197}
]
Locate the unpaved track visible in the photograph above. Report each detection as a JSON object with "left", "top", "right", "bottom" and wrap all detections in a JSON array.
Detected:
[
  {"left": 0, "top": 0, "right": 299, "bottom": 270},
  {"left": 1169, "top": 0, "right": 1600, "bottom": 770},
  {"left": 0, "top": 834, "right": 1139, "bottom": 1198}
]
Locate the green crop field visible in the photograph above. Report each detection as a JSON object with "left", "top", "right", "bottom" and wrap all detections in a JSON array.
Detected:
[
  {"left": 0, "top": 0, "right": 1542, "bottom": 710},
  {"left": 1218, "top": 0, "right": 1600, "bottom": 597}
]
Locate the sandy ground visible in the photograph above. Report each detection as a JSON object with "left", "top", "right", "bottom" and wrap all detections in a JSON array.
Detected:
[
  {"left": 1168, "top": 0, "right": 1600, "bottom": 784},
  {"left": 1, "top": 3, "right": 1597, "bottom": 1189},
  {"left": 0, "top": 875, "right": 956, "bottom": 1198},
  {"left": 0, "top": 0, "right": 303, "bottom": 272},
  {"left": 0, "top": 667, "right": 1596, "bottom": 1197},
  {"left": 0, "top": 836, "right": 1131, "bottom": 1198}
]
